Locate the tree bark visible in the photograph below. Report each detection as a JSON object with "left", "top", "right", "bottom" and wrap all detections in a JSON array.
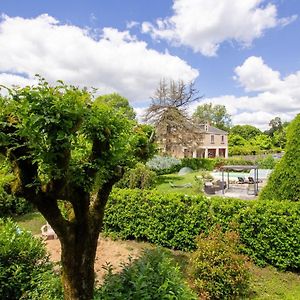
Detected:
[{"left": 60, "top": 221, "right": 100, "bottom": 300}]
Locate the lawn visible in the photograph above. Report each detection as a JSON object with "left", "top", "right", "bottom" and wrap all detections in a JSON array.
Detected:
[
  {"left": 15, "top": 212, "right": 300, "bottom": 299},
  {"left": 13, "top": 211, "right": 46, "bottom": 235},
  {"left": 155, "top": 170, "right": 208, "bottom": 195}
]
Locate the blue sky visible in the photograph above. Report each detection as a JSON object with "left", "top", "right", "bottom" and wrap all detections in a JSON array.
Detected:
[{"left": 1, "top": 0, "right": 300, "bottom": 129}]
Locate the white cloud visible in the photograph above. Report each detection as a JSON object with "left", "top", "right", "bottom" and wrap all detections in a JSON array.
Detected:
[
  {"left": 142, "top": 0, "right": 297, "bottom": 56},
  {"left": 189, "top": 56, "right": 300, "bottom": 129},
  {"left": 126, "top": 21, "right": 139, "bottom": 29},
  {"left": 234, "top": 56, "right": 282, "bottom": 92},
  {"left": 0, "top": 14, "right": 198, "bottom": 102}
]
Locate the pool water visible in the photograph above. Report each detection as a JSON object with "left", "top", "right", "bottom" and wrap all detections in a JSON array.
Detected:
[{"left": 211, "top": 172, "right": 249, "bottom": 179}]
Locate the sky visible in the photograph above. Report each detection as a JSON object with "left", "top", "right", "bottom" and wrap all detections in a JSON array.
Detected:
[{"left": 0, "top": 0, "right": 300, "bottom": 130}]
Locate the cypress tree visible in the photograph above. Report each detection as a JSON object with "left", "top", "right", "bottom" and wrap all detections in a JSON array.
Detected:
[{"left": 260, "top": 114, "right": 300, "bottom": 201}]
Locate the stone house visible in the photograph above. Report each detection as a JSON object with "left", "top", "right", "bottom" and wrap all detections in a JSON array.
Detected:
[{"left": 157, "top": 122, "right": 228, "bottom": 159}]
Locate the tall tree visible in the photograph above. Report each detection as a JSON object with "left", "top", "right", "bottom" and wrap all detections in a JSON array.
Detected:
[
  {"left": 144, "top": 79, "right": 203, "bottom": 155},
  {"left": 230, "top": 125, "right": 261, "bottom": 139},
  {"left": 260, "top": 114, "right": 300, "bottom": 201},
  {"left": 267, "top": 116, "right": 283, "bottom": 136},
  {"left": 0, "top": 80, "right": 153, "bottom": 300},
  {"left": 193, "top": 103, "right": 231, "bottom": 131},
  {"left": 94, "top": 93, "right": 136, "bottom": 120}
]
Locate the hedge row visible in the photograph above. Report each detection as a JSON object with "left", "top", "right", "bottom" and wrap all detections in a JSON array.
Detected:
[
  {"left": 148, "top": 157, "right": 257, "bottom": 175},
  {"left": 103, "top": 189, "right": 300, "bottom": 271}
]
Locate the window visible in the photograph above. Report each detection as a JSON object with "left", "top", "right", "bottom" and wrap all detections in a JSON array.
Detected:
[
  {"left": 221, "top": 135, "right": 225, "bottom": 144},
  {"left": 211, "top": 135, "right": 214, "bottom": 144}
]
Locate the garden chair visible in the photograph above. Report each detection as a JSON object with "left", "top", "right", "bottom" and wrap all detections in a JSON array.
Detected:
[
  {"left": 41, "top": 222, "right": 57, "bottom": 240},
  {"left": 237, "top": 177, "right": 245, "bottom": 184}
]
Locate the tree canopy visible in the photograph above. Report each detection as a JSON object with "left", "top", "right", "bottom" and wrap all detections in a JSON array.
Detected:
[
  {"left": 230, "top": 125, "right": 261, "bottom": 139},
  {"left": 193, "top": 103, "right": 232, "bottom": 131},
  {"left": 0, "top": 79, "right": 154, "bottom": 300},
  {"left": 94, "top": 93, "right": 136, "bottom": 120}
]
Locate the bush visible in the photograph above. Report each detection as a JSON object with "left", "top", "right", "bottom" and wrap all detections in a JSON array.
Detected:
[
  {"left": 260, "top": 114, "right": 300, "bottom": 201},
  {"left": 181, "top": 158, "right": 215, "bottom": 171},
  {"left": 0, "top": 193, "right": 33, "bottom": 217},
  {"left": 189, "top": 226, "right": 250, "bottom": 299},
  {"left": 0, "top": 219, "right": 52, "bottom": 299},
  {"left": 116, "top": 163, "right": 157, "bottom": 189},
  {"left": 147, "top": 155, "right": 182, "bottom": 175},
  {"left": 213, "top": 157, "right": 254, "bottom": 169},
  {"left": 104, "top": 189, "right": 300, "bottom": 270},
  {"left": 255, "top": 155, "right": 276, "bottom": 169},
  {"left": 95, "top": 248, "right": 197, "bottom": 300}
]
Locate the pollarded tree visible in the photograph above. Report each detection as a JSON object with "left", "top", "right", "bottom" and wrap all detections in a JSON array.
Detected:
[
  {"left": 0, "top": 80, "right": 154, "bottom": 300},
  {"left": 260, "top": 114, "right": 300, "bottom": 201},
  {"left": 144, "top": 79, "right": 203, "bottom": 155}
]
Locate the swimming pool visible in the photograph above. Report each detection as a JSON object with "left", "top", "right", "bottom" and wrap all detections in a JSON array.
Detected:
[{"left": 211, "top": 171, "right": 249, "bottom": 179}]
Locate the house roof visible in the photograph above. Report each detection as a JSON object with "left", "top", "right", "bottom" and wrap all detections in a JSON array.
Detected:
[{"left": 206, "top": 125, "right": 228, "bottom": 135}]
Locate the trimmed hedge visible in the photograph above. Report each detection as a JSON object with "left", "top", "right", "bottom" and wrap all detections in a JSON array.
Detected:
[{"left": 103, "top": 189, "right": 300, "bottom": 270}]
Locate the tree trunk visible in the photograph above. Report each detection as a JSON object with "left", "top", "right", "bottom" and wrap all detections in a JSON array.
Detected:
[{"left": 60, "top": 223, "right": 100, "bottom": 300}]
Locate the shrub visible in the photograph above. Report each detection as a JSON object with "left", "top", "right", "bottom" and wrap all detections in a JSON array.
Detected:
[
  {"left": 260, "top": 114, "right": 300, "bottom": 201},
  {"left": 181, "top": 158, "right": 215, "bottom": 171},
  {"left": 104, "top": 189, "right": 300, "bottom": 270},
  {"left": 255, "top": 155, "right": 276, "bottom": 169},
  {"left": 0, "top": 193, "right": 33, "bottom": 217},
  {"left": 189, "top": 226, "right": 250, "bottom": 299},
  {"left": 116, "top": 163, "right": 157, "bottom": 189},
  {"left": 147, "top": 155, "right": 182, "bottom": 175},
  {"left": 22, "top": 269, "right": 63, "bottom": 300},
  {"left": 95, "top": 248, "right": 197, "bottom": 300},
  {"left": 213, "top": 157, "right": 254, "bottom": 169},
  {"left": 0, "top": 219, "right": 51, "bottom": 299}
]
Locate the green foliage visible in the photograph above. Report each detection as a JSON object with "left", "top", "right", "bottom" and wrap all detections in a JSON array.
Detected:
[
  {"left": 181, "top": 158, "right": 215, "bottom": 171},
  {"left": 213, "top": 157, "right": 254, "bottom": 168},
  {"left": 256, "top": 155, "right": 276, "bottom": 169},
  {"left": 193, "top": 102, "right": 232, "bottom": 131},
  {"left": 189, "top": 226, "right": 250, "bottom": 299},
  {"left": 116, "top": 163, "right": 157, "bottom": 189},
  {"left": 229, "top": 133, "right": 274, "bottom": 155},
  {"left": 0, "top": 158, "right": 33, "bottom": 217},
  {"left": 0, "top": 219, "right": 51, "bottom": 299},
  {"left": 22, "top": 269, "right": 63, "bottom": 300},
  {"left": 260, "top": 114, "right": 300, "bottom": 201},
  {"left": 104, "top": 189, "right": 300, "bottom": 270},
  {"left": 0, "top": 194, "right": 33, "bottom": 217},
  {"left": 95, "top": 248, "right": 197, "bottom": 300},
  {"left": 230, "top": 125, "right": 262, "bottom": 139},
  {"left": 94, "top": 93, "right": 136, "bottom": 120},
  {"left": 0, "top": 79, "right": 155, "bottom": 299},
  {"left": 237, "top": 201, "right": 300, "bottom": 270}
]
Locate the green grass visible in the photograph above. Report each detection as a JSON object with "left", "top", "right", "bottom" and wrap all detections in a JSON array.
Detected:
[
  {"left": 13, "top": 211, "right": 46, "bottom": 235},
  {"left": 248, "top": 265, "right": 300, "bottom": 300},
  {"left": 172, "top": 250, "right": 300, "bottom": 300},
  {"left": 155, "top": 171, "right": 206, "bottom": 195}
]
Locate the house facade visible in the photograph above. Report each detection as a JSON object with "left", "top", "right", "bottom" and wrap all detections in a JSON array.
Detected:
[
  {"left": 196, "top": 124, "right": 228, "bottom": 158},
  {"left": 157, "top": 123, "right": 228, "bottom": 159}
]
